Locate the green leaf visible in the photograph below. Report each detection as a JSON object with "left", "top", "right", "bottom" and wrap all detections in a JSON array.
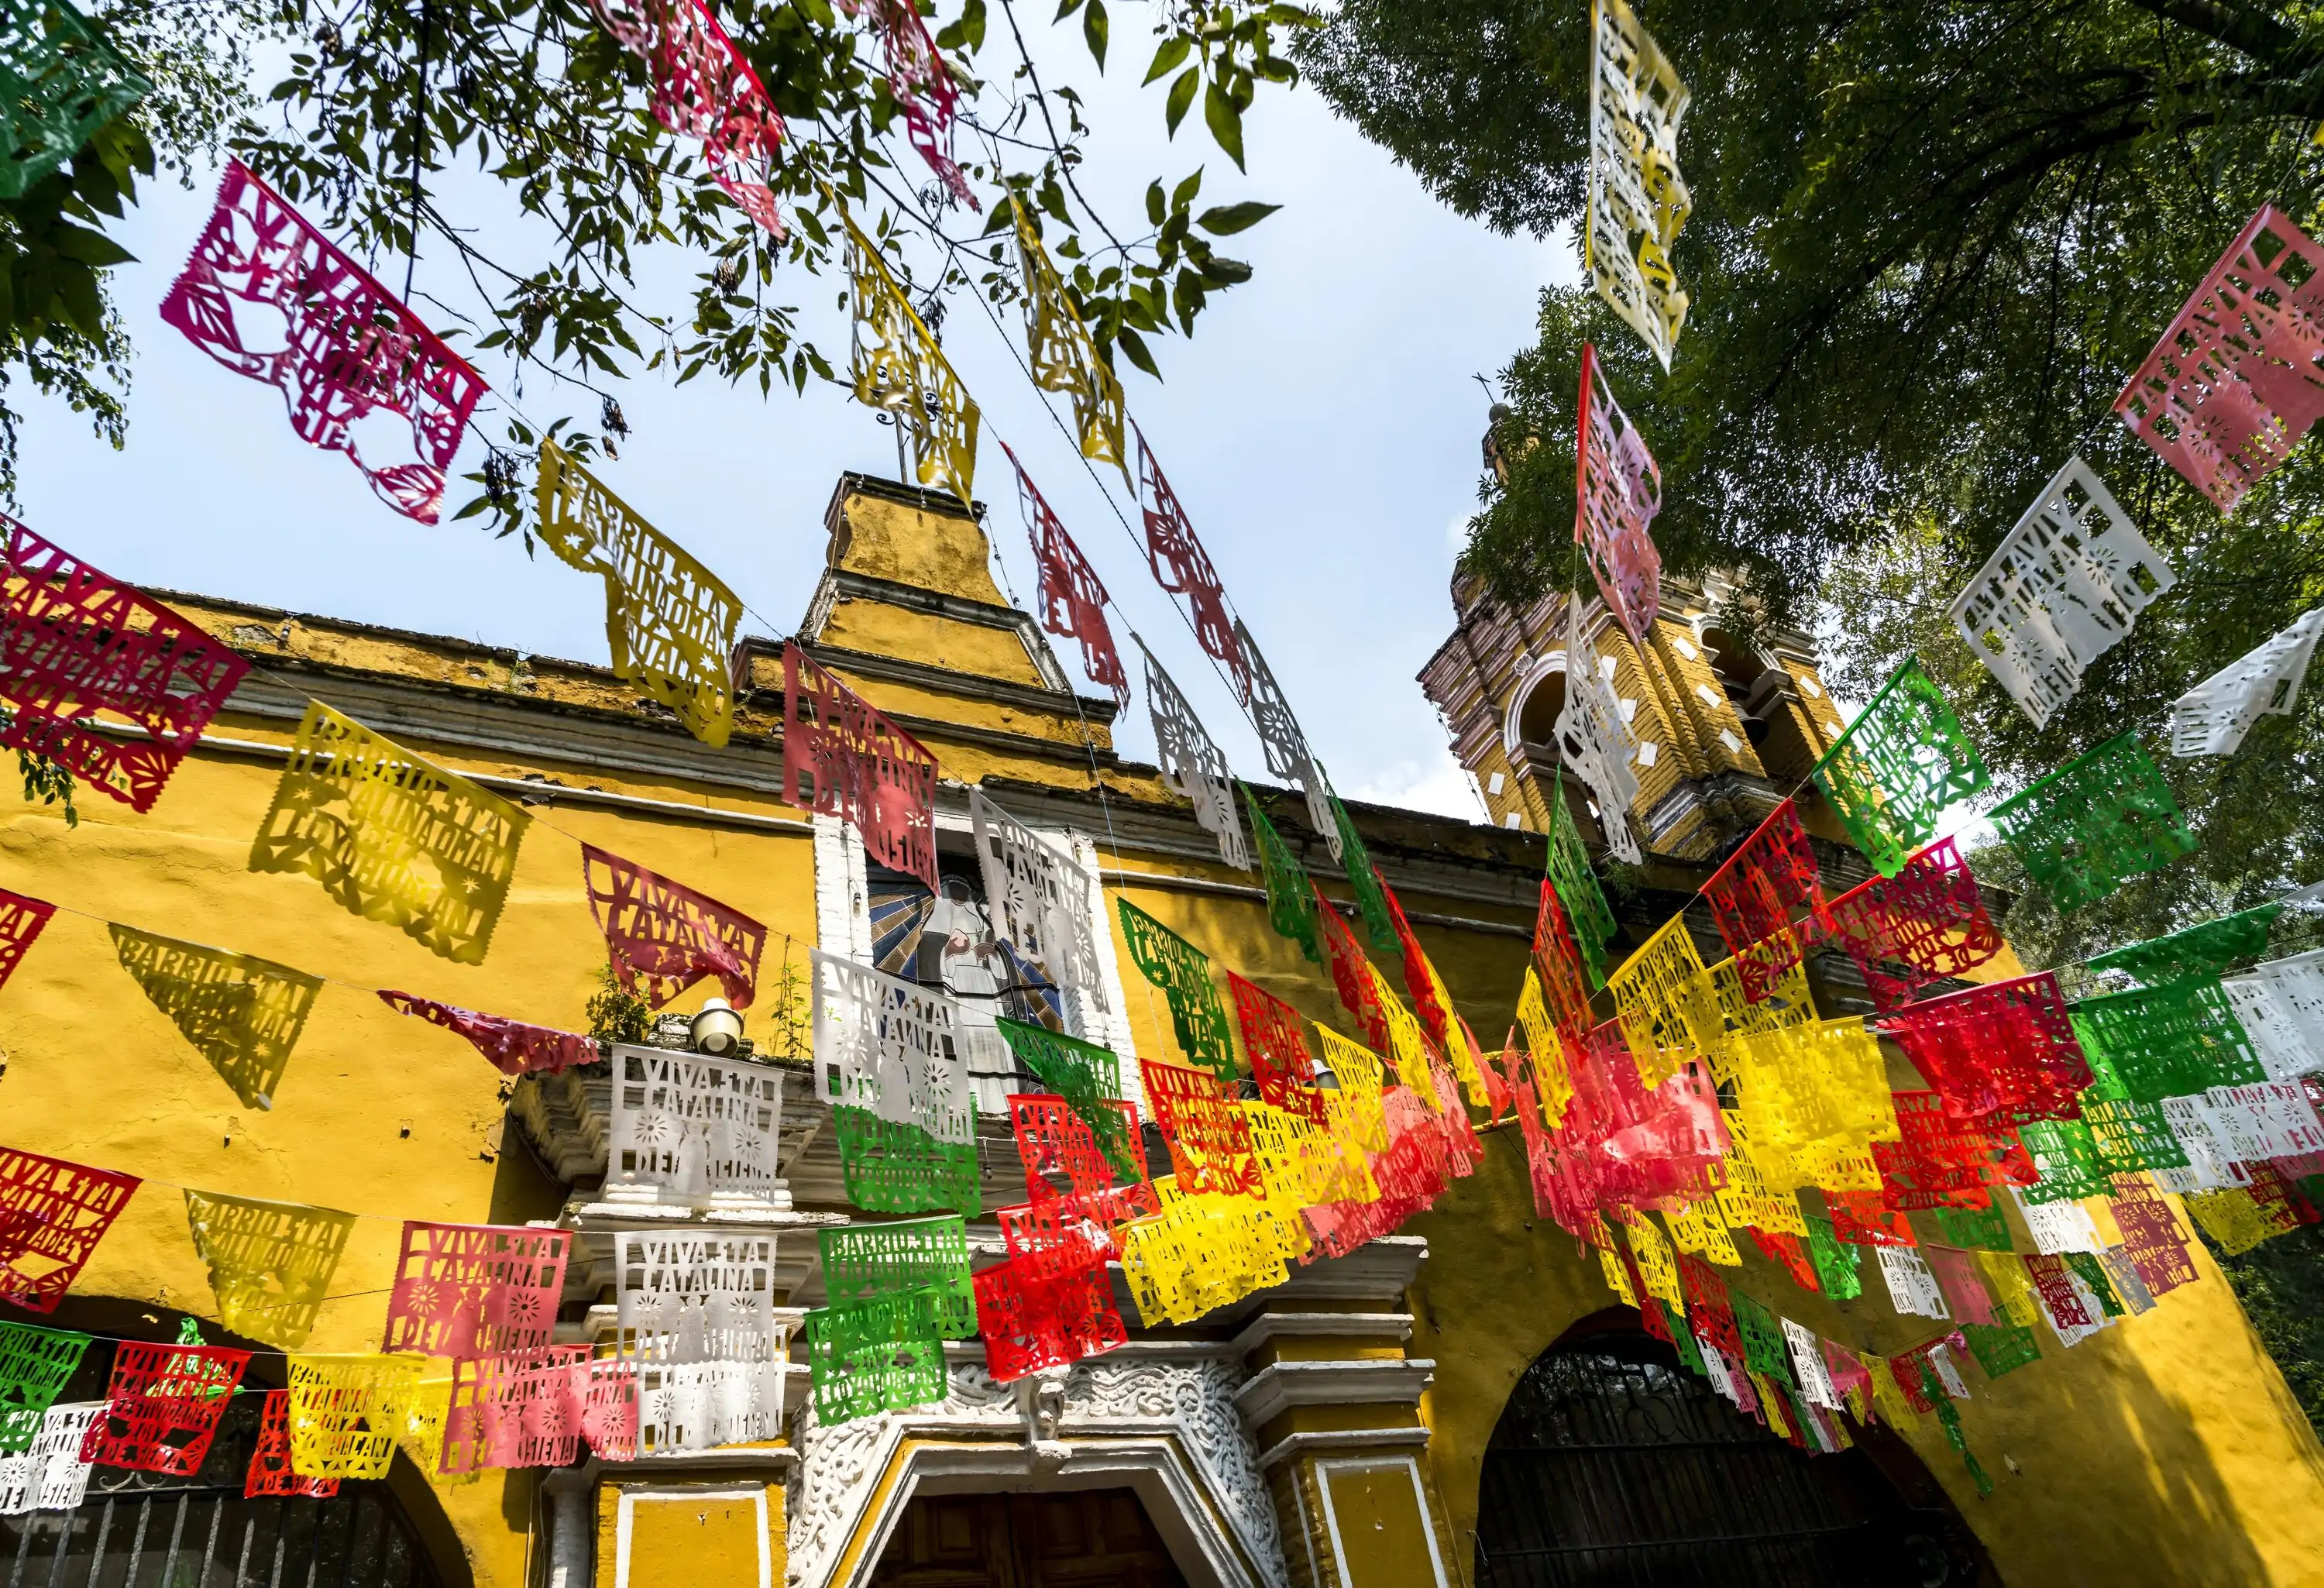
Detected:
[
  {"left": 1164, "top": 67, "right": 1198, "bottom": 136},
  {"left": 1205, "top": 81, "right": 1246, "bottom": 170},
  {"left": 1083, "top": 0, "right": 1107, "bottom": 69},
  {"left": 1145, "top": 180, "right": 1166, "bottom": 227},
  {"left": 48, "top": 224, "right": 132, "bottom": 269},
  {"left": 1143, "top": 35, "right": 1191, "bottom": 86},
  {"left": 1198, "top": 255, "right": 1251, "bottom": 285},
  {"left": 1171, "top": 168, "right": 1202, "bottom": 211},
  {"left": 1117, "top": 325, "right": 1160, "bottom": 379},
  {"left": 1196, "top": 201, "right": 1277, "bottom": 235}
]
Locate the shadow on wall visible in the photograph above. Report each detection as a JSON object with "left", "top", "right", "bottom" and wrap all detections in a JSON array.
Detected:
[{"left": 1405, "top": 1128, "right": 2324, "bottom": 1588}]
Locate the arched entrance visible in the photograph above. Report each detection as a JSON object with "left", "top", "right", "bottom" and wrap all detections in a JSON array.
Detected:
[
  {"left": 1473, "top": 1326, "right": 1993, "bottom": 1587},
  {"left": 869, "top": 1488, "right": 1188, "bottom": 1587}
]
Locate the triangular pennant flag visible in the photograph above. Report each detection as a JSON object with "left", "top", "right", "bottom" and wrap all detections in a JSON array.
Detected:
[
  {"left": 111, "top": 925, "right": 323, "bottom": 1109},
  {"left": 182, "top": 1190, "right": 357, "bottom": 1349}
]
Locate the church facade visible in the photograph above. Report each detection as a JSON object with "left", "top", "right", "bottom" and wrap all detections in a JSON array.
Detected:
[{"left": 1, "top": 476, "right": 2319, "bottom": 1588}]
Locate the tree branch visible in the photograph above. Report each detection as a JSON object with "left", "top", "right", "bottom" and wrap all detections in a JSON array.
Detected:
[{"left": 2119, "top": 0, "right": 2300, "bottom": 64}]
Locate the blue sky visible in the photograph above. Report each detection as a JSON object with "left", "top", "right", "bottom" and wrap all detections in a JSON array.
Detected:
[{"left": 16, "top": 15, "right": 1559, "bottom": 819}]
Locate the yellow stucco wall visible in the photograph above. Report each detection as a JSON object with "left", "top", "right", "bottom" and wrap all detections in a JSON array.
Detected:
[
  {"left": 0, "top": 620, "right": 818, "bottom": 1588},
  {"left": 1407, "top": 1120, "right": 2324, "bottom": 1588}
]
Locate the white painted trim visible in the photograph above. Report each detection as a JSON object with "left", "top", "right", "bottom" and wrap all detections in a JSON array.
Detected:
[
  {"left": 810, "top": 815, "right": 873, "bottom": 961},
  {"left": 1226, "top": 1312, "right": 1415, "bottom": 1358},
  {"left": 1256, "top": 1427, "right": 1432, "bottom": 1472},
  {"left": 1312, "top": 1455, "right": 1449, "bottom": 1588},
  {"left": 1235, "top": 1360, "right": 1435, "bottom": 1428},
  {"left": 614, "top": 1484, "right": 772, "bottom": 1588}
]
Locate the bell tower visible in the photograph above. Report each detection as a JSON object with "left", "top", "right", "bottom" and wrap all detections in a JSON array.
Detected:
[{"left": 1418, "top": 570, "right": 1851, "bottom": 861}]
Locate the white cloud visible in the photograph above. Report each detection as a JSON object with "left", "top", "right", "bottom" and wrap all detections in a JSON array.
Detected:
[{"left": 1346, "top": 748, "right": 1488, "bottom": 823}]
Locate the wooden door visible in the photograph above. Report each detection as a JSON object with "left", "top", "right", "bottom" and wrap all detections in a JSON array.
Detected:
[{"left": 870, "top": 1488, "right": 1190, "bottom": 1588}]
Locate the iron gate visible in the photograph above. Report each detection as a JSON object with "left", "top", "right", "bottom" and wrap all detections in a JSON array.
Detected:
[{"left": 1471, "top": 1332, "right": 1973, "bottom": 1588}]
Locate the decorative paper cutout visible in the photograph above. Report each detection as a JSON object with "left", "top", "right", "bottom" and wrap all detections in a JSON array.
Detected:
[
  {"left": 1244, "top": 785, "right": 1322, "bottom": 963},
  {"left": 1989, "top": 732, "right": 2196, "bottom": 913},
  {"left": 1803, "top": 1215, "right": 1863, "bottom": 1298},
  {"left": 378, "top": 990, "right": 596, "bottom": 1078},
  {"left": 1808, "top": 657, "right": 1989, "bottom": 878},
  {"left": 1117, "top": 899, "right": 1237, "bottom": 1081},
  {"left": 2223, "top": 968, "right": 2324, "bottom": 1081},
  {"left": 2023, "top": 1253, "right": 2095, "bottom": 1335},
  {"left": 1877, "top": 1246, "right": 1951, "bottom": 1318},
  {"left": 2091, "top": 905, "right": 2281, "bottom": 990},
  {"left": 998, "top": 1019, "right": 1136, "bottom": 1176},
  {"left": 112, "top": 925, "right": 322, "bottom": 1110},
  {"left": 606, "top": 1043, "right": 786, "bottom": 1199},
  {"left": 1556, "top": 597, "right": 1644, "bottom": 864},
  {"left": 1367, "top": 961, "right": 1439, "bottom": 1101},
  {"left": 2017, "top": 1118, "right": 2110, "bottom": 1204},
  {"left": 614, "top": 1232, "right": 787, "bottom": 1452},
  {"left": 160, "top": 162, "right": 486, "bottom": 521},
  {"left": 821, "top": 1216, "right": 975, "bottom": 1336},
  {"left": 1585, "top": 0, "right": 1690, "bottom": 367},
  {"left": 1824, "top": 837, "right": 2001, "bottom": 1008},
  {"left": 1139, "top": 641, "right": 1249, "bottom": 871},
  {"left": 1010, "top": 208, "right": 1121, "bottom": 468},
  {"left": 2108, "top": 1174, "right": 2199, "bottom": 1294},
  {"left": 1703, "top": 799, "right": 1824, "bottom": 978},
  {"left": 2174, "top": 607, "right": 2324, "bottom": 756},
  {"left": 1133, "top": 428, "right": 1246, "bottom": 698},
  {"left": 1313, "top": 1026, "right": 1389, "bottom": 1153},
  {"left": 1873, "top": 1091, "right": 2035, "bottom": 1210},
  {"left": 1532, "top": 880, "right": 1599, "bottom": 1043},
  {"left": 2085, "top": 1091, "right": 2191, "bottom": 1176},
  {"left": 1925, "top": 1246, "right": 1996, "bottom": 1326},
  {"left": 1824, "top": 1190, "right": 1915, "bottom": 1246},
  {"left": 971, "top": 789, "right": 1107, "bottom": 1024},
  {"left": 1549, "top": 785, "right": 1618, "bottom": 987},
  {"left": 2071, "top": 978, "right": 2264, "bottom": 1102},
  {"left": 1228, "top": 972, "right": 1325, "bottom": 1125},
  {"left": 0, "top": 1322, "right": 85, "bottom": 1456},
  {"left": 80, "top": 1339, "right": 249, "bottom": 1474},
  {"left": 839, "top": 0, "right": 973, "bottom": 204},
  {"left": 245, "top": 1390, "right": 336, "bottom": 1499},
  {"left": 1008, "top": 445, "right": 1126, "bottom": 704},
  {"left": 1782, "top": 1318, "right": 1841, "bottom": 1410},
  {"left": 1949, "top": 457, "right": 2176, "bottom": 726},
  {"left": 182, "top": 1191, "right": 355, "bottom": 1349},
  {"left": 534, "top": 440, "right": 744, "bottom": 745},
  {"left": 1607, "top": 912, "right": 1713, "bottom": 1088},
  {"left": 975, "top": 1241, "right": 1125, "bottom": 1384},
  {"left": 2156, "top": 1091, "right": 2259, "bottom": 1190},
  {"left": 439, "top": 1347, "right": 593, "bottom": 1475},
  {"left": 1715, "top": 1112, "right": 1808, "bottom": 1237},
  {"left": 2205, "top": 1078, "right": 2324, "bottom": 1160},
  {"left": 1974, "top": 1249, "right": 2041, "bottom": 1328},
  {"left": 1239, "top": 624, "right": 1339, "bottom": 858},
  {"left": 1961, "top": 1320, "right": 2041, "bottom": 1380},
  {"left": 1879, "top": 972, "right": 2092, "bottom": 1123},
  {"left": 287, "top": 1353, "right": 421, "bottom": 1480},
  {"left": 1328, "top": 808, "right": 1396, "bottom": 959},
  {"left": 806, "top": 1293, "right": 946, "bottom": 1425},
  {"left": 782, "top": 643, "right": 939, "bottom": 888},
  {"left": 0, "top": 520, "right": 251, "bottom": 813},
  {"left": 0, "top": 1147, "right": 138, "bottom": 1313},
  {"left": 1573, "top": 343, "right": 1663, "bottom": 642},
  {"left": 1748, "top": 1227, "right": 1821, "bottom": 1292},
  {"left": 1666, "top": 1196, "right": 1740, "bottom": 1267},
  {"left": 844, "top": 207, "right": 978, "bottom": 506},
  {"left": 383, "top": 1222, "right": 569, "bottom": 1358},
  {"left": 0, "top": 1401, "right": 99, "bottom": 1513},
  {"left": 1699, "top": 939, "right": 1817, "bottom": 1086},
  {"left": 2099, "top": 1249, "right": 2158, "bottom": 1315},
  {"left": 1140, "top": 1058, "right": 1265, "bottom": 1199},
  {"left": 1009, "top": 1095, "right": 1153, "bottom": 1225},
  {"left": 583, "top": 843, "right": 766, "bottom": 1010},
  {"left": 811, "top": 950, "right": 978, "bottom": 1212},
  {"left": 1619, "top": 1212, "right": 1683, "bottom": 1308},
  {"left": 590, "top": 0, "right": 786, "bottom": 233},
  {"left": 252, "top": 700, "right": 528, "bottom": 964},
  {"left": 2184, "top": 1184, "right": 2295, "bottom": 1254},
  {"left": 2115, "top": 205, "right": 2324, "bottom": 514},
  {"left": 1932, "top": 1201, "right": 2013, "bottom": 1252},
  {"left": 1734, "top": 1016, "right": 1899, "bottom": 1188}
]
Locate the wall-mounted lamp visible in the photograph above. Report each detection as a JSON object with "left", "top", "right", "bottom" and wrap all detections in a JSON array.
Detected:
[{"left": 691, "top": 997, "right": 746, "bottom": 1057}]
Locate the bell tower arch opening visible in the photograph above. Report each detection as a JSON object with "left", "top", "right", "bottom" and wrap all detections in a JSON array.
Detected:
[
  {"left": 1471, "top": 1322, "right": 1994, "bottom": 1587},
  {"left": 1502, "top": 662, "right": 1613, "bottom": 846}
]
